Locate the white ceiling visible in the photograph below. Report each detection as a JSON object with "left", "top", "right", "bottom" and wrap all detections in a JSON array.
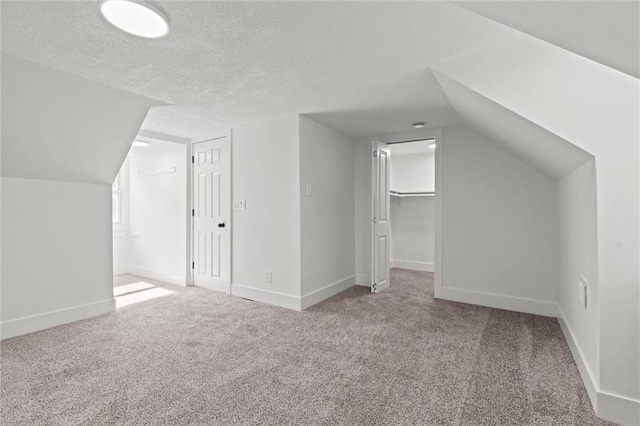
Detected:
[
  {"left": 452, "top": 1, "right": 640, "bottom": 79},
  {"left": 1, "top": 1, "right": 524, "bottom": 138},
  {"left": 435, "top": 71, "right": 593, "bottom": 181}
]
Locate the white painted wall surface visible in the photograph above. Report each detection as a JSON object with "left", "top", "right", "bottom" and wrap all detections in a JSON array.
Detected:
[
  {"left": 1, "top": 178, "right": 115, "bottom": 338},
  {"left": 0, "top": 56, "right": 156, "bottom": 338},
  {"left": 389, "top": 153, "right": 435, "bottom": 270},
  {"left": 113, "top": 142, "right": 187, "bottom": 286},
  {"left": 434, "top": 38, "right": 639, "bottom": 408},
  {"left": 231, "top": 117, "right": 302, "bottom": 299},
  {"left": 390, "top": 152, "right": 435, "bottom": 193},
  {"left": 439, "top": 126, "right": 558, "bottom": 315},
  {"left": 299, "top": 116, "right": 356, "bottom": 303},
  {"left": 557, "top": 159, "right": 599, "bottom": 388}
]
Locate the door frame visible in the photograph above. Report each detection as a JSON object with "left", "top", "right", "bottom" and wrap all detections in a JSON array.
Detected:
[
  {"left": 188, "top": 130, "right": 233, "bottom": 293},
  {"left": 366, "top": 128, "right": 443, "bottom": 292}
]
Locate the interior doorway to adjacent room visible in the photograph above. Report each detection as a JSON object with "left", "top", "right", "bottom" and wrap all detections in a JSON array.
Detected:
[
  {"left": 111, "top": 132, "right": 189, "bottom": 308},
  {"left": 370, "top": 137, "right": 436, "bottom": 293}
]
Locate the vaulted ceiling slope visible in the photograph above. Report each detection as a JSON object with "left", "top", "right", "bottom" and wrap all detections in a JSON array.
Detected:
[
  {"left": 452, "top": 1, "right": 640, "bottom": 79},
  {"left": 0, "top": 1, "right": 525, "bottom": 138},
  {"left": 435, "top": 72, "right": 592, "bottom": 181},
  {"left": 1, "top": 54, "right": 160, "bottom": 184}
]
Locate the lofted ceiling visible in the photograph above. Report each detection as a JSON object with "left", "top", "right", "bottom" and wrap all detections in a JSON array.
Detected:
[
  {"left": 452, "top": 1, "right": 640, "bottom": 79},
  {"left": 1, "top": 1, "right": 525, "bottom": 138}
]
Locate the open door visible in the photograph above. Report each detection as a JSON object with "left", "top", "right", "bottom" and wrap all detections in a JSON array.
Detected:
[
  {"left": 371, "top": 141, "right": 390, "bottom": 293},
  {"left": 192, "top": 135, "right": 231, "bottom": 294}
]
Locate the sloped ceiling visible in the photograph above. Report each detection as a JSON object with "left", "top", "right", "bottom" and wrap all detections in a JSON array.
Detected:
[
  {"left": 434, "top": 72, "right": 592, "bottom": 181},
  {"left": 452, "top": 1, "right": 640, "bottom": 79},
  {"left": 1, "top": 54, "right": 161, "bottom": 184},
  {"left": 0, "top": 1, "right": 525, "bottom": 138}
]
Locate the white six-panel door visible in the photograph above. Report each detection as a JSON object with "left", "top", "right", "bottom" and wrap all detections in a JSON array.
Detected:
[
  {"left": 192, "top": 136, "right": 231, "bottom": 293},
  {"left": 371, "top": 141, "right": 390, "bottom": 293}
]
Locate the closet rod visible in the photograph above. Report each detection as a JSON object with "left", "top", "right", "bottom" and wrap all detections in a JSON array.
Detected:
[{"left": 390, "top": 190, "right": 435, "bottom": 197}]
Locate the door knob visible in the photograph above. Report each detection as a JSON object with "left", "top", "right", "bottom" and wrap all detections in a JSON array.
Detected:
[{"left": 218, "top": 223, "right": 226, "bottom": 228}]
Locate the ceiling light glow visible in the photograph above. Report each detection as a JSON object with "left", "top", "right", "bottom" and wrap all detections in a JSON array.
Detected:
[
  {"left": 412, "top": 122, "right": 425, "bottom": 129},
  {"left": 132, "top": 141, "right": 150, "bottom": 147},
  {"left": 428, "top": 142, "right": 436, "bottom": 149},
  {"left": 99, "top": 0, "right": 170, "bottom": 39}
]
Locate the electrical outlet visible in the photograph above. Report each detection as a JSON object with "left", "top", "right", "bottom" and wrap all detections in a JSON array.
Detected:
[
  {"left": 233, "top": 199, "right": 246, "bottom": 210},
  {"left": 265, "top": 271, "right": 272, "bottom": 283},
  {"left": 579, "top": 276, "right": 589, "bottom": 312}
]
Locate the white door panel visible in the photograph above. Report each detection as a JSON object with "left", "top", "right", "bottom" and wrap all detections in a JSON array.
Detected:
[
  {"left": 192, "top": 136, "right": 230, "bottom": 293},
  {"left": 372, "top": 141, "right": 390, "bottom": 293}
]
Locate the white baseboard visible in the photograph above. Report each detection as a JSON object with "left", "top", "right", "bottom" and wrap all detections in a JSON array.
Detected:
[
  {"left": 391, "top": 260, "right": 434, "bottom": 272},
  {"left": 436, "top": 286, "right": 558, "bottom": 317},
  {"left": 557, "top": 307, "right": 598, "bottom": 405},
  {"left": 231, "top": 284, "right": 301, "bottom": 311},
  {"left": 356, "top": 274, "right": 370, "bottom": 287},
  {"left": 558, "top": 306, "right": 640, "bottom": 425},
  {"left": 113, "top": 265, "right": 129, "bottom": 275},
  {"left": 1, "top": 299, "right": 115, "bottom": 340},
  {"left": 115, "top": 265, "right": 186, "bottom": 287},
  {"left": 232, "top": 275, "right": 356, "bottom": 311},
  {"left": 301, "top": 276, "right": 356, "bottom": 310}
]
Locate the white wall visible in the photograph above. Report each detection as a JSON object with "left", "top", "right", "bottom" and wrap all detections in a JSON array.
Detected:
[
  {"left": 113, "top": 141, "right": 187, "bottom": 286},
  {"left": 1, "top": 178, "right": 115, "bottom": 338},
  {"left": 438, "top": 126, "right": 558, "bottom": 316},
  {"left": 390, "top": 152, "right": 435, "bottom": 193},
  {"left": 230, "top": 117, "right": 302, "bottom": 302},
  {"left": 557, "top": 159, "right": 599, "bottom": 390},
  {"left": 299, "top": 116, "right": 356, "bottom": 307},
  {"left": 434, "top": 38, "right": 639, "bottom": 413},
  {"left": 389, "top": 152, "right": 435, "bottom": 271},
  {"left": 1, "top": 55, "right": 156, "bottom": 339}
]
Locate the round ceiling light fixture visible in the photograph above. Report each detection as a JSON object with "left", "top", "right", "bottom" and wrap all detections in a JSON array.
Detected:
[
  {"left": 428, "top": 142, "right": 436, "bottom": 149},
  {"left": 99, "top": 0, "right": 170, "bottom": 39},
  {"left": 412, "top": 122, "right": 425, "bottom": 129}
]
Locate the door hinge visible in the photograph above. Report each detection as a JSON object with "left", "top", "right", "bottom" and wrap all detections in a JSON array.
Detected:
[
  {"left": 191, "top": 155, "right": 195, "bottom": 164},
  {"left": 192, "top": 209, "right": 195, "bottom": 217},
  {"left": 373, "top": 150, "right": 378, "bottom": 157},
  {"left": 192, "top": 261, "right": 195, "bottom": 269},
  {"left": 373, "top": 217, "right": 377, "bottom": 223}
]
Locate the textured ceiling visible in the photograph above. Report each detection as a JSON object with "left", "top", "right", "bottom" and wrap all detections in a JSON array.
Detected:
[{"left": 1, "top": 1, "right": 524, "bottom": 138}]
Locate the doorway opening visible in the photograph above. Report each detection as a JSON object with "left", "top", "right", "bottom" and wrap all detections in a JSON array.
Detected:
[
  {"left": 111, "top": 131, "right": 189, "bottom": 308},
  {"left": 371, "top": 137, "right": 436, "bottom": 293}
]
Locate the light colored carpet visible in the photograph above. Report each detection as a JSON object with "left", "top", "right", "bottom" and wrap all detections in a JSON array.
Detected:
[{"left": 1, "top": 269, "right": 613, "bottom": 425}]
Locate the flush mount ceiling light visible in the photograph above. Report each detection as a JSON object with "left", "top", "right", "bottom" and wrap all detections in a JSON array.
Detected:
[
  {"left": 132, "top": 140, "right": 150, "bottom": 147},
  {"left": 412, "top": 122, "right": 425, "bottom": 129},
  {"left": 99, "top": 0, "right": 170, "bottom": 39},
  {"left": 428, "top": 142, "right": 437, "bottom": 149}
]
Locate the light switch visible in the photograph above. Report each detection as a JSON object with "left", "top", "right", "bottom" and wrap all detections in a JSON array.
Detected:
[
  {"left": 306, "top": 183, "right": 313, "bottom": 196},
  {"left": 233, "top": 199, "right": 246, "bottom": 209}
]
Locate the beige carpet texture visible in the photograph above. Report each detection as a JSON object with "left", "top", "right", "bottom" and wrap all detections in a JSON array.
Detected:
[{"left": 0, "top": 269, "right": 613, "bottom": 425}]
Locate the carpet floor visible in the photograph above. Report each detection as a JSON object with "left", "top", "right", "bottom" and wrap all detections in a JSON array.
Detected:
[{"left": 1, "top": 269, "right": 613, "bottom": 425}]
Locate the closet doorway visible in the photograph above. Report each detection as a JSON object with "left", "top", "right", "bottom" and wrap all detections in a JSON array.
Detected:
[{"left": 371, "top": 137, "right": 436, "bottom": 293}]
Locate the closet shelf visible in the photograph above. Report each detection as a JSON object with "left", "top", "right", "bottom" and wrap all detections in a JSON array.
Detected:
[{"left": 390, "top": 190, "right": 435, "bottom": 198}]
